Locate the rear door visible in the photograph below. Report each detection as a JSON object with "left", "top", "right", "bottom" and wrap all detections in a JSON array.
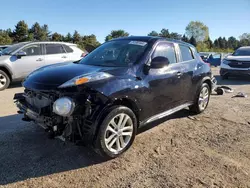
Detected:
[
  {"left": 176, "top": 44, "right": 197, "bottom": 103},
  {"left": 44, "top": 43, "right": 69, "bottom": 65},
  {"left": 12, "top": 44, "right": 45, "bottom": 78}
]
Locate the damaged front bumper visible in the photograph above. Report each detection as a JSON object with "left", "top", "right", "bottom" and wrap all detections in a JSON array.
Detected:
[{"left": 13, "top": 89, "right": 107, "bottom": 144}]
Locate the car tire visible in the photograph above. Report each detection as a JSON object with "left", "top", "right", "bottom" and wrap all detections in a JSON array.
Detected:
[
  {"left": 0, "top": 70, "right": 10, "bottom": 91},
  {"left": 189, "top": 83, "right": 211, "bottom": 114},
  {"left": 94, "top": 105, "right": 137, "bottom": 158}
]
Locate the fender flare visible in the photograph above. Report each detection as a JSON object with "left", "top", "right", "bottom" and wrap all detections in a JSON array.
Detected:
[{"left": 0, "top": 65, "right": 13, "bottom": 79}]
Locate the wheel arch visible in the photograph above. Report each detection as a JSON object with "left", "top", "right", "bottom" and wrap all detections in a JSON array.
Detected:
[{"left": 0, "top": 66, "right": 12, "bottom": 81}]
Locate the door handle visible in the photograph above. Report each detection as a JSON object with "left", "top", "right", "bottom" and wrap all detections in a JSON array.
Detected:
[
  {"left": 177, "top": 72, "right": 183, "bottom": 76},
  {"left": 36, "top": 58, "right": 43, "bottom": 61},
  {"left": 62, "top": 56, "right": 67, "bottom": 58}
]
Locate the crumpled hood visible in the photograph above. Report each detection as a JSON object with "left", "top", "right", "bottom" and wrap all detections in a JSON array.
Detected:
[
  {"left": 23, "top": 62, "right": 129, "bottom": 90},
  {"left": 226, "top": 55, "right": 250, "bottom": 61}
]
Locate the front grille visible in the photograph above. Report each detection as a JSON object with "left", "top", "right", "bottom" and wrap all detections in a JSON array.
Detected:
[{"left": 228, "top": 61, "right": 250, "bottom": 68}]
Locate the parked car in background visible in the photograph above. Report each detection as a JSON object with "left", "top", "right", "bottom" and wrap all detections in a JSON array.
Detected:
[
  {"left": 14, "top": 36, "right": 215, "bottom": 158},
  {"left": 0, "top": 45, "right": 10, "bottom": 55},
  {"left": 0, "top": 41, "right": 84, "bottom": 90},
  {"left": 199, "top": 52, "right": 229, "bottom": 67},
  {"left": 220, "top": 46, "right": 250, "bottom": 79}
]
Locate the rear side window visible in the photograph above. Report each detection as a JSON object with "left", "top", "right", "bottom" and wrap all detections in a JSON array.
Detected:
[
  {"left": 152, "top": 43, "right": 176, "bottom": 64},
  {"left": 46, "top": 44, "right": 66, "bottom": 55},
  {"left": 63, "top": 45, "right": 74, "bottom": 53},
  {"left": 179, "top": 45, "right": 194, "bottom": 61},
  {"left": 22, "top": 44, "right": 42, "bottom": 56}
]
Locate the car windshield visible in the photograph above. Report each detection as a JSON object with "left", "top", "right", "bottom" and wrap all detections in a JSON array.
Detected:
[
  {"left": 233, "top": 48, "right": 250, "bottom": 56},
  {"left": 1, "top": 43, "right": 27, "bottom": 55},
  {"left": 79, "top": 40, "right": 148, "bottom": 67}
]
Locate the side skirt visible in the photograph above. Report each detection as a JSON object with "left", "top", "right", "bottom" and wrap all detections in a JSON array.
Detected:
[{"left": 140, "top": 102, "right": 193, "bottom": 126}]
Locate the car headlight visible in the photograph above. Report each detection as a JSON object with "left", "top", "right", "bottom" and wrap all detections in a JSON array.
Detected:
[
  {"left": 58, "top": 72, "right": 113, "bottom": 88},
  {"left": 53, "top": 97, "right": 75, "bottom": 117},
  {"left": 222, "top": 59, "right": 230, "bottom": 65}
]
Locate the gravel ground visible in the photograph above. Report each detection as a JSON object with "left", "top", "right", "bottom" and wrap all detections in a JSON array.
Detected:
[{"left": 0, "top": 67, "right": 250, "bottom": 188}]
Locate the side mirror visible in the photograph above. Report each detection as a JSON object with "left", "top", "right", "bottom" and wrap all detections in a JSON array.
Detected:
[
  {"left": 16, "top": 51, "right": 27, "bottom": 59},
  {"left": 150, "top": 56, "right": 169, "bottom": 69}
]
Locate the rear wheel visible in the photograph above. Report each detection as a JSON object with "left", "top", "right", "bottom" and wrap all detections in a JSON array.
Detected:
[
  {"left": 0, "top": 70, "right": 10, "bottom": 91},
  {"left": 189, "top": 83, "right": 210, "bottom": 114},
  {"left": 94, "top": 106, "right": 137, "bottom": 158}
]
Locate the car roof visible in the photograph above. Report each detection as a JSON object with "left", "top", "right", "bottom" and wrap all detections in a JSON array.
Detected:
[
  {"left": 111, "top": 36, "right": 195, "bottom": 47},
  {"left": 238, "top": 46, "right": 250, "bottom": 49},
  {"left": 13, "top": 41, "right": 77, "bottom": 46}
]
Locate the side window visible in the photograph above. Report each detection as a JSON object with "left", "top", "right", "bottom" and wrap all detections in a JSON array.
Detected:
[
  {"left": 46, "top": 44, "right": 66, "bottom": 55},
  {"left": 152, "top": 43, "right": 177, "bottom": 64},
  {"left": 22, "top": 44, "right": 41, "bottom": 56},
  {"left": 63, "top": 45, "right": 74, "bottom": 53},
  {"left": 179, "top": 45, "right": 194, "bottom": 61}
]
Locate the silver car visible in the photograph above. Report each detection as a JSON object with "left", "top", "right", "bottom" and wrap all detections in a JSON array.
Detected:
[{"left": 0, "top": 41, "right": 84, "bottom": 90}]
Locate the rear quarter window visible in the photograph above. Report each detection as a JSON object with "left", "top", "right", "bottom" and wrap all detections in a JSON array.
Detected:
[
  {"left": 46, "top": 44, "right": 66, "bottom": 55},
  {"left": 63, "top": 45, "right": 74, "bottom": 53},
  {"left": 179, "top": 45, "right": 194, "bottom": 62}
]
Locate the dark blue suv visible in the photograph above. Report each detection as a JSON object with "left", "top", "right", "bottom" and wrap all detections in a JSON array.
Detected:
[{"left": 14, "top": 36, "right": 215, "bottom": 158}]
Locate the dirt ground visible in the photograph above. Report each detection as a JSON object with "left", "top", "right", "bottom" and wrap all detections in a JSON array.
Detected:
[{"left": 0, "top": 67, "right": 250, "bottom": 188}]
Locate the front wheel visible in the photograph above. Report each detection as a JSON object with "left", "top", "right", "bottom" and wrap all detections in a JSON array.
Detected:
[
  {"left": 0, "top": 70, "right": 10, "bottom": 91},
  {"left": 189, "top": 83, "right": 211, "bottom": 114},
  {"left": 94, "top": 106, "right": 137, "bottom": 158}
]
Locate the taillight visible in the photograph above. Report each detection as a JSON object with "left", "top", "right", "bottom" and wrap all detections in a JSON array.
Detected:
[{"left": 81, "top": 52, "right": 88, "bottom": 57}]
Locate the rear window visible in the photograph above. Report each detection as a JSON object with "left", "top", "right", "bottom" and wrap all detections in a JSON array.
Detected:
[
  {"left": 179, "top": 45, "right": 194, "bottom": 61},
  {"left": 233, "top": 48, "right": 250, "bottom": 56},
  {"left": 46, "top": 44, "right": 66, "bottom": 55},
  {"left": 63, "top": 45, "right": 74, "bottom": 53}
]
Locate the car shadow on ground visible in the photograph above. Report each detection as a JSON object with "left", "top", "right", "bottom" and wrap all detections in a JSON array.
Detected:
[
  {"left": 7, "top": 82, "right": 22, "bottom": 89},
  {"left": 0, "top": 109, "right": 192, "bottom": 185},
  {"left": 0, "top": 114, "right": 105, "bottom": 185},
  {"left": 214, "top": 75, "right": 250, "bottom": 86}
]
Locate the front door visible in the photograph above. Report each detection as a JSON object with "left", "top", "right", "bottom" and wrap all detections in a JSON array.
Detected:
[
  {"left": 143, "top": 42, "right": 182, "bottom": 117},
  {"left": 12, "top": 44, "right": 45, "bottom": 79}
]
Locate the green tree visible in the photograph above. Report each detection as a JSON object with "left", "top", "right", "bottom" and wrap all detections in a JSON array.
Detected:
[
  {"left": 189, "top": 36, "right": 197, "bottom": 46},
  {"left": 148, "top": 31, "right": 159, "bottom": 36},
  {"left": 13, "top": 20, "right": 29, "bottom": 42},
  {"left": 159, "top": 28, "right": 170, "bottom": 38},
  {"left": 105, "top": 30, "right": 129, "bottom": 42},
  {"left": 214, "top": 39, "right": 219, "bottom": 48},
  {"left": 181, "top": 34, "right": 189, "bottom": 42},
  {"left": 73, "top": 30, "right": 81, "bottom": 43},
  {"left": 0, "top": 30, "right": 12, "bottom": 44},
  {"left": 204, "top": 36, "right": 213, "bottom": 49},
  {"left": 64, "top": 32, "right": 72, "bottom": 42},
  {"left": 239, "top": 33, "right": 250, "bottom": 41},
  {"left": 169, "top": 32, "right": 182, "bottom": 40},
  {"left": 41, "top": 24, "right": 50, "bottom": 40},
  {"left": 218, "top": 37, "right": 224, "bottom": 49},
  {"left": 30, "top": 22, "right": 42, "bottom": 40},
  {"left": 51, "top": 32, "right": 63, "bottom": 41},
  {"left": 228, "top": 36, "right": 238, "bottom": 49},
  {"left": 81, "top": 34, "right": 101, "bottom": 52},
  {"left": 185, "top": 21, "right": 209, "bottom": 42}
]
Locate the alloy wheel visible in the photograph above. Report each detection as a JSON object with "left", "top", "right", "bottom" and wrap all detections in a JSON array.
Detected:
[
  {"left": 104, "top": 113, "right": 133, "bottom": 154},
  {"left": 0, "top": 73, "right": 7, "bottom": 89},
  {"left": 198, "top": 86, "right": 209, "bottom": 111}
]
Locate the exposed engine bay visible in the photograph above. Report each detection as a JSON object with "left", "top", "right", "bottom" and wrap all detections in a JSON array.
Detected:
[{"left": 14, "top": 88, "right": 109, "bottom": 144}]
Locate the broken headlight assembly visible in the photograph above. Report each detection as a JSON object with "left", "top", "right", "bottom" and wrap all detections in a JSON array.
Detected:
[
  {"left": 53, "top": 97, "right": 75, "bottom": 117},
  {"left": 58, "top": 72, "right": 113, "bottom": 88}
]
